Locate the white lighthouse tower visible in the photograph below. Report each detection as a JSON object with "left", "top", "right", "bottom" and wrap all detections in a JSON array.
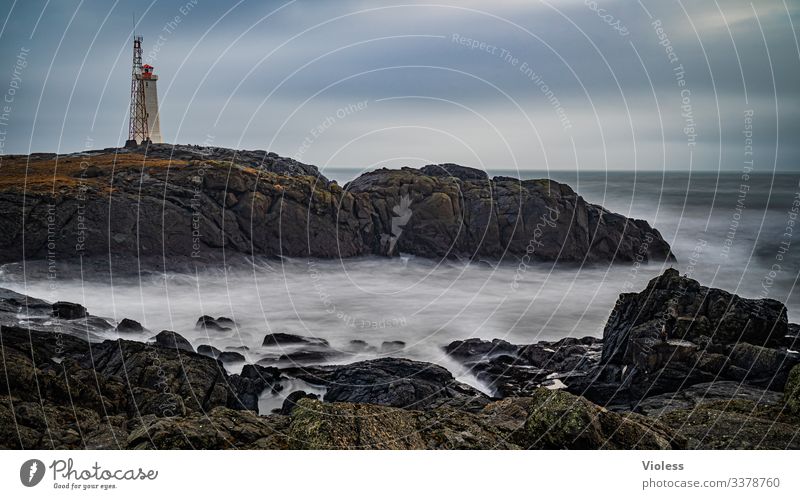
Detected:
[{"left": 126, "top": 35, "right": 162, "bottom": 146}]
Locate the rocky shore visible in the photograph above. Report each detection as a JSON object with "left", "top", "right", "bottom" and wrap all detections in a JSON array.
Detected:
[
  {"left": 0, "top": 144, "right": 673, "bottom": 267},
  {"left": 2, "top": 269, "right": 799, "bottom": 449}
]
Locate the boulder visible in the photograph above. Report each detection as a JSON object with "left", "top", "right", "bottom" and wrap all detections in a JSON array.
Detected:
[
  {"left": 226, "top": 364, "right": 283, "bottom": 413},
  {"left": 196, "top": 315, "right": 232, "bottom": 332},
  {"left": 482, "top": 389, "right": 681, "bottom": 450},
  {"left": 154, "top": 330, "right": 194, "bottom": 353},
  {"left": 262, "top": 332, "right": 329, "bottom": 347},
  {"left": 197, "top": 344, "right": 221, "bottom": 358},
  {"left": 52, "top": 301, "right": 87, "bottom": 320},
  {"left": 786, "top": 364, "right": 800, "bottom": 416},
  {"left": 321, "top": 358, "right": 491, "bottom": 411},
  {"left": 218, "top": 351, "right": 246, "bottom": 363},
  {"left": 279, "top": 390, "right": 319, "bottom": 415},
  {"left": 116, "top": 318, "right": 144, "bottom": 333}
]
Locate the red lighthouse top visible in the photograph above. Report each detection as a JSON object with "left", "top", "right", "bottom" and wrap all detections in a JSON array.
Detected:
[{"left": 142, "top": 64, "right": 154, "bottom": 78}]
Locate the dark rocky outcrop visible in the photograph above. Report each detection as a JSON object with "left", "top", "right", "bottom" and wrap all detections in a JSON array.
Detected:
[
  {"left": 154, "top": 330, "right": 194, "bottom": 353},
  {"left": 571, "top": 269, "right": 799, "bottom": 408},
  {"left": 116, "top": 318, "right": 144, "bottom": 334},
  {"left": 1, "top": 284, "right": 798, "bottom": 450},
  {"left": 218, "top": 351, "right": 246, "bottom": 363},
  {"left": 52, "top": 301, "right": 86, "bottom": 320},
  {"left": 197, "top": 344, "right": 222, "bottom": 358},
  {"left": 196, "top": 315, "right": 232, "bottom": 332},
  {"left": 262, "top": 332, "right": 329, "bottom": 347},
  {"left": 0, "top": 147, "right": 674, "bottom": 266},
  {"left": 279, "top": 390, "right": 319, "bottom": 415},
  {"left": 226, "top": 364, "right": 283, "bottom": 413},
  {"left": 445, "top": 337, "right": 601, "bottom": 398},
  {"left": 320, "top": 358, "right": 491, "bottom": 411}
]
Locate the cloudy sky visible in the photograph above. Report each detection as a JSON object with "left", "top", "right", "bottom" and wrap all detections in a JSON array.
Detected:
[{"left": 0, "top": 0, "right": 798, "bottom": 172}]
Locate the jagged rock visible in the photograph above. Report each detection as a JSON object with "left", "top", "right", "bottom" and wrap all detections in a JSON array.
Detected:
[
  {"left": 419, "top": 163, "right": 488, "bottom": 181},
  {"left": 481, "top": 389, "right": 682, "bottom": 450},
  {"left": 658, "top": 399, "right": 800, "bottom": 449},
  {"left": 583, "top": 269, "right": 798, "bottom": 406},
  {"left": 197, "top": 344, "right": 222, "bottom": 358},
  {"left": 262, "top": 332, "right": 329, "bottom": 347},
  {"left": 444, "top": 337, "right": 601, "bottom": 398},
  {"left": 786, "top": 364, "right": 800, "bottom": 416},
  {"left": 445, "top": 338, "right": 516, "bottom": 359},
  {"left": 0, "top": 149, "right": 674, "bottom": 265},
  {"left": 347, "top": 167, "right": 674, "bottom": 261},
  {"left": 52, "top": 301, "right": 86, "bottom": 320},
  {"left": 636, "top": 381, "right": 784, "bottom": 417},
  {"left": 279, "top": 390, "right": 319, "bottom": 415},
  {"left": 226, "top": 364, "right": 282, "bottom": 413},
  {"left": 218, "top": 351, "right": 246, "bottom": 363},
  {"left": 154, "top": 330, "right": 194, "bottom": 353},
  {"left": 127, "top": 406, "right": 290, "bottom": 450},
  {"left": 196, "top": 315, "right": 232, "bottom": 332},
  {"left": 79, "top": 338, "right": 229, "bottom": 413},
  {"left": 321, "top": 358, "right": 491, "bottom": 411},
  {"left": 602, "top": 269, "right": 788, "bottom": 365},
  {"left": 116, "top": 318, "right": 144, "bottom": 333}
]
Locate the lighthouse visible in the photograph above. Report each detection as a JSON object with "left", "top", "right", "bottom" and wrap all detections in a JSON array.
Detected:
[{"left": 126, "top": 35, "right": 162, "bottom": 146}]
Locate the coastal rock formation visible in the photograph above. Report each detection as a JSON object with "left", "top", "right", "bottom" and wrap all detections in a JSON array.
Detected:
[
  {"left": 1, "top": 284, "right": 799, "bottom": 449},
  {"left": 0, "top": 145, "right": 673, "bottom": 267},
  {"left": 571, "top": 269, "right": 798, "bottom": 408},
  {"left": 346, "top": 167, "right": 673, "bottom": 262},
  {"left": 444, "top": 336, "right": 601, "bottom": 397}
]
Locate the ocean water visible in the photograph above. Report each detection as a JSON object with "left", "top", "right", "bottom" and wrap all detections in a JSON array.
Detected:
[{"left": 1, "top": 170, "right": 798, "bottom": 382}]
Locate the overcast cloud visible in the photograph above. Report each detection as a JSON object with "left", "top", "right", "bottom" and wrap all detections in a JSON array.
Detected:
[{"left": 0, "top": 0, "right": 798, "bottom": 172}]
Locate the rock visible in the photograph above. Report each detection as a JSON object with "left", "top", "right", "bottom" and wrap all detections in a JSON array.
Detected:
[
  {"left": 347, "top": 167, "right": 674, "bottom": 261},
  {"left": 289, "top": 398, "right": 427, "bottom": 449},
  {"left": 419, "top": 163, "right": 488, "bottom": 181},
  {"left": 658, "top": 399, "right": 800, "bottom": 449},
  {"left": 347, "top": 339, "right": 371, "bottom": 352},
  {"left": 127, "top": 406, "right": 289, "bottom": 450},
  {"left": 196, "top": 315, "right": 232, "bottom": 332},
  {"left": 81, "top": 338, "right": 229, "bottom": 413},
  {"left": 0, "top": 148, "right": 674, "bottom": 266},
  {"left": 227, "top": 364, "right": 283, "bottom": 413},
  {"left": 637, "top": 381, "right": 784, "bottom": 417},
  {"left": 603, "top": 269, "right": 788, "bottom": 365},
  {"left": 279, "top": 390, "right": 319, "bottom": 415},
  {"left": 116, "top": 318, "right": 144, "bottom": 333},
  {"left": 52, "top": 301, "right": 86, "bottom": 320},
  {"left": 216, "top": 317, "right": 236, "bottom": 327},
  {"left": 786, "top": 364, "right": 800, "bottom": 416},
  {"left": 218, "top": 351, "right": 246, "bottom": 363},
  {"left": 225, "top": 345, "right": 250, "bottom": 352},
  {"left": 197, "top": 344, "right": 222, "bottom": 358},
  {"left": 445, "top": 338, "right": 516, "bottom": 359},
  {"left": 276, "top": 349, "right": 341, "bottom": 365},
  {"left": 482, "top": 389, "right": 681, "bottom": 450},
  {"left": 154, "top": 330, "right": 194, "bottom": 353},
  {"left": 262, "top": 332, "right": 329, "bottom": 347},
  {"left": 444, "top": 337, "right": 601, "bottom": 398},
  {"left": 587, "top": 269, "right": 794, "bottom": 406},
  {"left": 321, "top": 358, "right": 491, "bottom": 411}
]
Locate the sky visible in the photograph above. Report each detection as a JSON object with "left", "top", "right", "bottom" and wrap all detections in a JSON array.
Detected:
[{"left": 0, "top": 0, "right": 798, "bottom": 172}]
